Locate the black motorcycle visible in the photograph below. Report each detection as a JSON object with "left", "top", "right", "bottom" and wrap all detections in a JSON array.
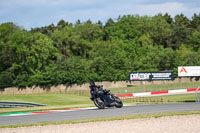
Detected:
[{"left": 89, "top": 82, "right": 123, "bottom": 109}]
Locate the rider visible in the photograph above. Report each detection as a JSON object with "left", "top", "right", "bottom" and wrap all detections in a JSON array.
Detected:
[
  {"left": 89, "top": 82, "right": 95, "bottom": 100},
  {"left": 89, "top": 82, "right": 99, "bottom": 100},
  {"left": 89, "top": 82, "right": 110, "bottom": 100}
]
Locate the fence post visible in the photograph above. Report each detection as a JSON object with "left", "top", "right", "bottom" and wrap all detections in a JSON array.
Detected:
[{"left": 195, "top": 87, "right": 200, "bottom": 103}]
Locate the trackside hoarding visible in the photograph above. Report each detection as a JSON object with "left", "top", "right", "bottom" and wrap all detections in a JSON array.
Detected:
[
  {"left": 130, "top": 72, "right": 174, "bottom": 81},
  {"left": 178, "top": 66, "right": 200, "bottom": 77}
]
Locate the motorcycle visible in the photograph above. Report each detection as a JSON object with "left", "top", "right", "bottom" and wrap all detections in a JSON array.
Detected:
[{"left": 89, "top": 82, "right": 123, "bottom": 109}]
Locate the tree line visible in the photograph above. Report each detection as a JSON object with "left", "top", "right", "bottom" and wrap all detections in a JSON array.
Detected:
[{"left": 0, "top": 13, "right": 200, "bottom": 89}]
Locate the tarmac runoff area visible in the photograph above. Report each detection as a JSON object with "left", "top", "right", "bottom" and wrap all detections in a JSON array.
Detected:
[{"left": 0, "top": 114, "right": 200, "bottom": 133}]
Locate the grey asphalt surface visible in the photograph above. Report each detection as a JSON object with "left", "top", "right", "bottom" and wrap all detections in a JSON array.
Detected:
[{"left": 0, "top": 103, "right": 200, "bottom": 126}]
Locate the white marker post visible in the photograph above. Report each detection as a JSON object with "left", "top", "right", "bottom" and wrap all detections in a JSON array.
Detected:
[{"left": 195, "top": 87, "right": 200, "bottom": 103}]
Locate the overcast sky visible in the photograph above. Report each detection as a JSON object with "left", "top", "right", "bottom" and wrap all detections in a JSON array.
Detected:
[{"left": 0, "top": 0, "right": 200, "bottom": 30}]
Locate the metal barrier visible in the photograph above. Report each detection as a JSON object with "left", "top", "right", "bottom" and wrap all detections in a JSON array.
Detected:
[
  {"left": 0, "top": 101, "right": 46, "bottom": 108},
  {"left": 195, "top": 87, "right": 200, "bottom": 103}
]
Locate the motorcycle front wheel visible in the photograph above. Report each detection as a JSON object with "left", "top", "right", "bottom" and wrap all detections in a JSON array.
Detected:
[
  {"left": 114, "top": 96, "right": 123, "bottom": 108},
  {"left": 94, "top": 97, "right": 105, "bottom": 109}
]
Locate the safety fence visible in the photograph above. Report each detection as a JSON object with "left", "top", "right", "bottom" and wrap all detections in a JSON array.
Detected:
[
  {"left": 116, "top": 88, "right": 200, "bottom": 98},
  {"left": 0, "top": 101, "right": 46, "bottom": 108},
  {"left": 117, "top": 87, "right": 200, "bottom": 104}
]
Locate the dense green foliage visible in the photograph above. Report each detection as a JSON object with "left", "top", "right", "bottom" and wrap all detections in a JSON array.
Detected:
[{"left": 1, "top": 13, "right": 200, "bottom": 89}]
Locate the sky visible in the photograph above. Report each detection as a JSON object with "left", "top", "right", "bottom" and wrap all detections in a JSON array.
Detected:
[{"left": 0, "top": 0, "right": 200, "bottom": 30}]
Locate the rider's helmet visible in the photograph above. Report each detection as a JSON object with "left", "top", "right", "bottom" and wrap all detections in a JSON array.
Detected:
[{"left": 89, "top": 82, "right": 95, "bottom": 87}]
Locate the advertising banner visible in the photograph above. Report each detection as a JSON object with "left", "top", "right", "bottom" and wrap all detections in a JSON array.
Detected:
[
  {"left": 178, "top": 66, "right": 200, "bottom": 77},
  {"left": 130, "top": 72, "right": 151, "bottom": 81},
  {"left": 130, "top": 72, "right": 174, "bottom": 81}
]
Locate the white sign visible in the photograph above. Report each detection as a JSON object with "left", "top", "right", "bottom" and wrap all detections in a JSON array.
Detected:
[
  {"left": 130, "top": 73, "right": 151, "bottom": 81},
  {"left": 178, "top": 66, "right": 200, "bottom": 77},
  {"left": 130, "top": 72, "right": 173, "bottom": 81},
  {"left": 151, "top": 73, "right": 173, "bottom": 80}
]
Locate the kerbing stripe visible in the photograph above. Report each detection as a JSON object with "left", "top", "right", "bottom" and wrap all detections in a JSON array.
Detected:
[
  {"left": 187, "top": 88, "right": 200, "bottom": 92},
  {"left": 151, "top": 91, "right": 168, "bottom": 95},
  {"left": 0, "top": 107, "right": 98, "bottom": 117},
  {"left": 168, "top": 89, "right": 187, "bottom": 94},
  {"left": 133, "top": 92, "right": 151, "bottom": 97}
]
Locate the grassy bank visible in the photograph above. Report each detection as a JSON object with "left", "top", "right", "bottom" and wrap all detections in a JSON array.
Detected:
[
  {"left": 0, "top": 93, "right": 92, "bottom": 106},
  {"left": 0, "top": 93, "right": 93, "bottom": 114}
]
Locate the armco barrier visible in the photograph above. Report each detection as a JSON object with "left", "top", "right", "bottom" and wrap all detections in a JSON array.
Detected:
[
  {"left": 0, "top": 101, "right": 46, "bottom": 108},
  {"left": 116, "top": 88, "right": 200, "bottom": 98}
]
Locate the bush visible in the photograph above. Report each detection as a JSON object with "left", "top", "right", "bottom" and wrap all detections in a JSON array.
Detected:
[{"left": 0, "top": 72, "right": 13, "bottom": 89}]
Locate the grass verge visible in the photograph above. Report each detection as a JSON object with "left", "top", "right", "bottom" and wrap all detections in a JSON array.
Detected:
[
  {"left": 0, "top": 93, "right": 93, "bottom": 114},
  {"left": 0, "top": 110, "right": 200, "bottom": 129}
]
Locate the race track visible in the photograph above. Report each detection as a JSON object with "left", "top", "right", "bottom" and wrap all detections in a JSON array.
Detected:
[{"left": 0, "top": 103, "right": 200, "bottom": 126}]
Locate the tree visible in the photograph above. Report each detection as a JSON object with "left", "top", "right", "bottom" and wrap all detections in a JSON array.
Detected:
[
  {"left": 171, "top": 14, "right": 191, "bottom": 49},
  {"left": 163, "top": 13, "right": 173, "bottom": 24},
  {"left": 195, "top": 49, "right": 200, "bottom": 66},
  {"left": 51, "top": 26, "right": 74, "bottom": 56},
  {"left": 104, "top": 18, "right": 115, "bottom": 40},
  {"left": 0, "top": 72, "right": 13, "bottom": 89},
  {"left": 75, "top": 20, "right": 104, "bottom": 41},
  {"left": 0, "top": 22, "right": 21, "bottom": 43},
  {"left": 0, "top": 13, "right": 199, "bottom": 88},
  {"left": 175, "top": 44, "right": 197, "bottom": 66},
  {"left": 0, "top": 23, "right": 21, "bottom": 72},
  {"left": 31, "top": 24, "right": 56, "bottom": 36},
  {"left": 7, "top": 31, "right": 59, "bottom": 86},
  {"left": 57, "top": 19, "right": 69, "bottom": 30},
  {"left": 51, "top": 25, "right": 93, "bottom": 57},
  {"left": 137, "top": 34, "right": 153, "bottom": 48},
  {"left": 189, "top": 30, "right": 200, "bottom": 51},
  {"left": 191, "top": 13, "right": 200, "bottom": 30},
  {"left": 104, "top": 15, "right": 143, "bottom": 41},
  {"left": 145, "top": 15, "right": 173, "bottom": 47}
]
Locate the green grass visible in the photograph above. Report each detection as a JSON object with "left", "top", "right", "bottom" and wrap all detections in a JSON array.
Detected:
[
  {"left": 0, "top": 104, "right": 94, "bottom": 114},
  {"left": 0, "top": 93, "right": 92, "bottom": 106},
  {"left": 0, "top": 93, "right": 94, "bottom": 114},
  {"left": 158, "top": 94, "right": 198, "bottom": 102}
]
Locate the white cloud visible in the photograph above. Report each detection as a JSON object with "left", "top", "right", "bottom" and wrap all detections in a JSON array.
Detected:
[
  {"left": 1, "top": 0, "right": 104, "bottom": 7},
  {"left": 1, "top": 0, "right": 200, "bottom": 29},
  {"left": 1, "top": 0, "right": 63, "bottom": 6},
  {"left": 36, "top": 1, "right": 200, "bottom": 27},
  {"left": 139, "top": 2, "right": 200, "bottom": 18},
  {"left": 140, "top": 2, "right": 186, "bottom": 16}
]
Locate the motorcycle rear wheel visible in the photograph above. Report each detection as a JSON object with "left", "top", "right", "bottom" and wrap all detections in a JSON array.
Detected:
[{"left": 94, "top": 97, "right": 105, "bottom": 109}]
